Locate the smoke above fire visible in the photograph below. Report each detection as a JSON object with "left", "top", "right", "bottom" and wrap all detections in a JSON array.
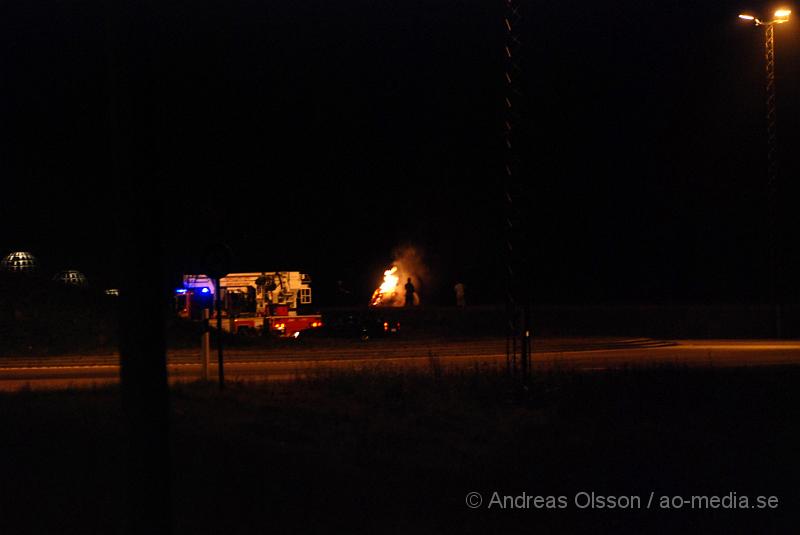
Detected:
[{"left": 370, "top": 245, "right": 429, "bottom": 307}]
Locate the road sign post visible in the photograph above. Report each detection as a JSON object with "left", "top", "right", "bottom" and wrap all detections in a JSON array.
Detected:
[
  {"left": 201, "top": 308, "right": 210, "bottom": 381},
  {"left": 203, "top": 242, "right": 232, "bottom": 391},
  {"left": 215, "top": 277, "right": 225, "bottom": 389}
]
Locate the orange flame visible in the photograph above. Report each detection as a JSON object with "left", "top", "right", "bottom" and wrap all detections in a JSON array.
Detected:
[{"left": 370, "top": 266, "right": 399, "bottom": 306}]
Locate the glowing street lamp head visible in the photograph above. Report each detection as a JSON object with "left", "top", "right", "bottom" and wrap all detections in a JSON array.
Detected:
[
  {"left": 738, "top": 9, "right": 790, "bottom": 25},
  {"left": 775, "top": 9, "right": 791, "bottom": 21}
]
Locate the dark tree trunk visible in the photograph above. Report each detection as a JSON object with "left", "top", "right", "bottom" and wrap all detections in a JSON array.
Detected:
[{"left": 107, "top": 1, "right": 171, "bottom": 532}]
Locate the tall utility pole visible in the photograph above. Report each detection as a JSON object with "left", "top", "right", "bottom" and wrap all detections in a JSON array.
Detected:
[
  {"left": 739, "top": 9, "right": 790, "bottom": 338},
  {"left": 503, "top": 0, "right": 531, "bottom": 382},
  {"left": 764, "top": 22, "right": 781, "bottom": 338}
]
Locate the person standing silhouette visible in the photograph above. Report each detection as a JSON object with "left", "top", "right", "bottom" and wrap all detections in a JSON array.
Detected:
[
  {"left": 404, "top": 277, "right": 415, "bottom": 307},
  {"left": 454, "top": 281, "right": 466, "bottom": 307}
]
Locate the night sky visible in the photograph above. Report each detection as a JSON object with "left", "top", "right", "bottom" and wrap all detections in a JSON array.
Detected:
[{"left": 3, "top": 1, "right": 800, "bottom": 305}]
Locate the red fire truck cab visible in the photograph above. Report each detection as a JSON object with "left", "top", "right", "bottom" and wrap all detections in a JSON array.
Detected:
[{"left": 175, "top": 272, "right": 322, "bottom": 337}]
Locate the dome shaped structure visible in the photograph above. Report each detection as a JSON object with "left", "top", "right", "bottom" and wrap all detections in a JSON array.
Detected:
[
  {"left": 1, "top": 251, "right": 38, "bottom": 272},
  {"left": 53, "top": 270, "right": 88, "bottom": 288}
]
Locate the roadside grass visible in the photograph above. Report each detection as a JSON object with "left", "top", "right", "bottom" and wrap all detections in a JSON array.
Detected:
[{"left": 0, "top": 364, "right": 798, "bottom": 533}]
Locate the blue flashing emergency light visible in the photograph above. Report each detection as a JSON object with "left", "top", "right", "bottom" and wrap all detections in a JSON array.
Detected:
[
  {"left": 201, "top": 287, "right": 210, "bottom": 294},
  {"left": 175, "top": 288, "right": 187, "bottom": 294}
]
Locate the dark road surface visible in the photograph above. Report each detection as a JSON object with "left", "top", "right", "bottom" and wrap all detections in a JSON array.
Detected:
[{"left": 2, "top": 337, "right": 800, "bottom": 391}]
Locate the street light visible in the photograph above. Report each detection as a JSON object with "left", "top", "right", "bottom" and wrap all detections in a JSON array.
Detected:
[
  {"left": 738, "top": 9, "right": 791, "bottom": 25},
  {"left": 738, "top": 8, "right": 791, "bottom": 337}
]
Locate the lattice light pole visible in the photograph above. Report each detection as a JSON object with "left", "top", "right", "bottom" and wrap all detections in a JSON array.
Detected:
[
  {"left": 503, "top": 0, "right": 531, "bottom": 381},
  {"left": 738, "top": 9, "right": 790, "bottom": 337}
]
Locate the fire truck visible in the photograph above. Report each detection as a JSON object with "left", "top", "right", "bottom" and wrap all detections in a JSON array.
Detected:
[{"left": 175, "top": 272, "right": 323, "bottom": 337}]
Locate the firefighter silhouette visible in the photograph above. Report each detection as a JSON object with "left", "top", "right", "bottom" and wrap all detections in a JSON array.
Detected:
[{"left": 404, "top": 278, "right": 415, "bottom": 307}]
